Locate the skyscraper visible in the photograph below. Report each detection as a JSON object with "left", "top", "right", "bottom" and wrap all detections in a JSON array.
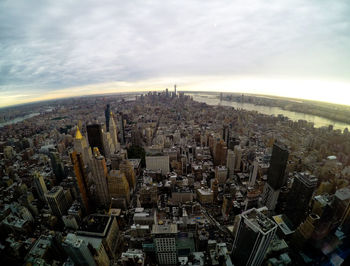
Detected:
[
  {"left": 91, "top": 148, "right": 110, "bottom": 207},
  {"left": 226, "top": 149, "right": 235, "bottom": 178},
  {"left": 262, "top": 142, "right": 289, "bottom": 210},
  {"left": 71, "top": 151, "right": 90, "bottom": 212},
  {"left": 45, "top": 186, "right": 69, "bottom": 216},
  {"left": 49, "top": 151, "right": 66, "bottom": 182},
  {"left": 285, "top": 172, "right": 318, "bottom": 227},
  {"left": 87, "top": 124, "right": 105, "bottom": 156},
  {"left": 267, "top": 142, "right": 289, "bottom": 190},
  {"left": 74, "top": 126, "right": 92, "bottom": 166},
  {"left": 33, "top": 172, "right": 48, "bottom": 202},
  {"left": 63, "top": 233, "right": 96, "bottom": 266},
  {"left": 109, "top": 111, "right": 120, "bottom": 152},
  {"left": 105, "top": 104, "right": 110, "bottom": 132},
  {"left": 232, "top": 208, "right": 277, "bottom": 266}
]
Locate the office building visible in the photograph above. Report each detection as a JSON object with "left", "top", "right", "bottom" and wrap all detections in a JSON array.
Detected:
[
  {"left": 33, "top": 172, "right": 48, "bottom": 202},
  {"left": 78, "top": 214, "right": 119, "bottom": 259},
  {"left": 91, "top": 148, "right": 110, "bottom": 207},
  {"left": 226, "top": 149, "right": 235, "bottom": 178},
  {"left": 45, "top": 186, "right": 69, "bottom": 217},
  {"left": 232, "top": 208, "right": 277, "bottom": 266},
  {"left": 74, "top": 126, "right": 92, "bottom": 166},
  {"left": 285, "top": 172, "right": 318, "bottom": 227},
  {"left": 266, "top": 142, "right": 289, "bottom": 190},
  {"left": 120, "top": 160, "right": 136, "bottom": 192},
  {"left": 108, "top": 170, "right": 130, "bottom": 204},
  {"left": 146, "top": 155, "right": 170, "bottom": 175},
  {"left": 71, "top": 151, "right": 90, "bottom": 212},
  {"left": 262, "top": 142, "right": 289, "bottom": 210},
  {"left": 105, "top": 104, "right": 110, "bottom": 132},
  {"left": 63, "top": 233, "right": 96, "bottom": 266},
  {"left": 49, "top": 151, "right": 66, "bottom": 182},
  {"left": 152, "top": 223, "right": 178, "bottom": 265},
  {"left": 87, "top": 124, "right": 105, "bottom": 156}
]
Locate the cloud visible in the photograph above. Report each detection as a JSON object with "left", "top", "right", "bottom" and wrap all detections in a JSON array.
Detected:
[{"left": 1, "top": 0, "right": 350, "bottom": 106}]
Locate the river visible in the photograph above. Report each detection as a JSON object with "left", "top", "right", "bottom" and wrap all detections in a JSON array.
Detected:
[{"left": 189, "top": 94, "right": 350, "bottom": 131}]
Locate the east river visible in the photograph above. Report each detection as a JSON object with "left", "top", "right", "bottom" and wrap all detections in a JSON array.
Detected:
[{"left": 189, "top": 94, "right": 350, "bottom": 131}]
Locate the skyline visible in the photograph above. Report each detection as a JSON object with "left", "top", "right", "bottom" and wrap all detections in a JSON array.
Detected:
[{"left": 1, "top": 0, "right": 350, "bottom": 107}]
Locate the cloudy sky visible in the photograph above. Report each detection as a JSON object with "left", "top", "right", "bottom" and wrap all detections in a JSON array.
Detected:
[{"left": 1, "top": 0, "right": 350, "bottom": 107}]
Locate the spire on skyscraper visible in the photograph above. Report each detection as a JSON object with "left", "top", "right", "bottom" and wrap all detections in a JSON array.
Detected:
[{"left": 75, "top": 126, "right": 83, "bottom": 140}]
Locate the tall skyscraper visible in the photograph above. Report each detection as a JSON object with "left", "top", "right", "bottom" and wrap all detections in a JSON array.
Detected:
[
  {"left": 70, "top": 151, "right": 90, "bottom": 212},
  {"left": 74, "top": 126, "right": 92, "bottom": 166},
  {"left": 267, "top": 142, "right": 289, "bottom": 189},
  {"left": 285, "top": 172, "right": 318, "bottom": 227},
  {"left": 63, "top": 233, "right": 96, "bottom": 266},
  {"left": 91, "top": 148, "right": 110, "bottom": 207},
  {"left": 49, "top": 151, "right": 66, "bottom": 182},
  {"left": 87, "top": 124, "right": 105, "bottom": 156},
  {"left": 232, "top": 208, "right": 277, "bottom": 266},
  {"left": 33, "top": 172, "right": 48, "bottom": 202},
  {"left": 248, "top": 160, "right": 259, "bottom": 187},
  {"left": 226, "top": 149, "right": 235, "bottom": 178},
  {"left": 45, "top": 186, "right": 69, "bottom": 216},
  {"left": 109, "top": 111, "right": 120, "bottom": 152},
  {"left": 105, "top": 104, "right": 110, "bottom": 132},
  {"left": 262, "top": 142, "right": 289, "bottom": 210},
  {"left": 152, "top": 224, "right": 178, "bottom": 265}
]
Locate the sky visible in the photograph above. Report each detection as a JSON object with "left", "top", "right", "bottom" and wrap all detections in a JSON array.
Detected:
[{"left": 1, "top": 0, "right": 350, "bottom": 107}]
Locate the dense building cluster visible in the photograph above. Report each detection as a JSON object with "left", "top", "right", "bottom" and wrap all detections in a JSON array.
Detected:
[{"left": 1, "top": 89, "right": 350, "bottom": 265}]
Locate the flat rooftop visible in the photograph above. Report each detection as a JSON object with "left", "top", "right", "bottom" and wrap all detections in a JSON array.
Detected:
[
  {"left": 152, "top": 224, "right": 178, "bottom": 235},
  {"left": 78, "top": 215, "right": 111, "bottom": 236},
  {"left": 243, "top": 208, "right": 277, "bottom": 234}
]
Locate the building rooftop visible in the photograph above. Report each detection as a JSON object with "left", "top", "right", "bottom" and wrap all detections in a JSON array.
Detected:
[
  {"left": 335, "top": 187, "right": 350, "bottom": 201},
  {"left": 243, "top": 208, "right": 277, "bottom": 234},
  {"left": 77, "top": 214, "right": 111, "bottom": 237},
  {"left": 152, "top": 223, "right": 178, "bottom": 235}
]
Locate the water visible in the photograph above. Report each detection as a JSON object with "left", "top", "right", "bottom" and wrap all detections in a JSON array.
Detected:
[
  {"left": 190, "top": 94, "right": 350, "bottom": 131},
  {"left": 0, "top": 112, "right": 41, "bottom": 128}
]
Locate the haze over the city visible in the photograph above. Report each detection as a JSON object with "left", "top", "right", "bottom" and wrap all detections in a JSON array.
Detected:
[{"left": 1, "top": 0, "right": 350, "bottom": 107}]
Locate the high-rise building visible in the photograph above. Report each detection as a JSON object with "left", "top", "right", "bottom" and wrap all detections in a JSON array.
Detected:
[
  {"left": 234, "top": 145, "right": 242, "bottom": 171},
  {"left": 214, "top": 139, "right": 227, "bottom": 166},
  {"left": 74, "top": 126, "right": 92, "bottom": 166},
  {"left": 109, "top": 111, "right": 120, "bottom": 152},
  {"left": 232, "top": 208, "right": 277, "bottom": 266},
  {"left": 105, "top": 104, "right": 110, "bottom": 132},
  {"left": 108, "top": 170, "right": 130, "bottom": 204},
  {"left": 261, "top": 142, "right": 289, "bottom": 210},
  {"left": 334, "top": 187, "right": 350, "bottom": 234},
  {"left": 33, "top": 172, "right": 48, "bottom": 202},
  {"left": 70, "top": 151, "right": 90, "bottom": 212},
  {"left": 248, "top": 160, "right": 259, "bottom": 187},
  {"left": 45, "top": 186, "right": 69, "bottom": 216},
  {"left": 63, "top": 233, "right": 96, "bottom": 266},
  {"left": 226, "top": 149, "right": 235, "bottom": 178},
  {"left": 152, "top": 224, "right": 178, "bottom": 265},
  {"left": 266, "top": 142, "right": 289, "bottom": 190},
  {"left": 87, "top": 124, "right": 105, "bottom": 156},
  {"left": 91, "top": 148, "right": 110, "bottom": 207},
  {"left": 285, "top": 172, "right": 318, "bottom": 227},
  {"left": 120, "top": 160, "right": 136, "bottom": 192},
  {"left": 49, "top": 151, "right": 66, "bottom": 182}
]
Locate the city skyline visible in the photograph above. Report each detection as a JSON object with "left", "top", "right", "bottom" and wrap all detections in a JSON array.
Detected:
[{"left": 1, "top": 0, "right": 350, "bottom": 107}]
